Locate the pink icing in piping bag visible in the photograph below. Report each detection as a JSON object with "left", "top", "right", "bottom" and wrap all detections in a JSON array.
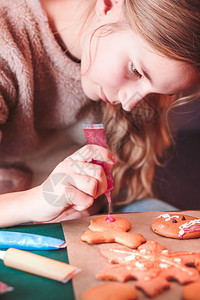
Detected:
[{"left": 83, "top": 124, "right": 115, "bottom": 222}]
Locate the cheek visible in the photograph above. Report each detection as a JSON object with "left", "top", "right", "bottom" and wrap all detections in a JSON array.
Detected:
[{"left": 89, "top": 58, "right": 126, "bottom": 88}]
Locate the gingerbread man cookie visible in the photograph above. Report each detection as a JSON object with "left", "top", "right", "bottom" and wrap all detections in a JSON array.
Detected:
[
  {"left": 81, "top": 216, "right": 146, "bottom": 249},
  {"left": 97, "top": 240, "right": 200, "bottom": 297},
  {"left": 82, "top": 282, "right": 138, "bottom": 300},
  {"left": 88, "top": 216, "right": 132, "bottom": 232},
  {"left": 151, "top": 214, "right": 200, "bottom": 239}
]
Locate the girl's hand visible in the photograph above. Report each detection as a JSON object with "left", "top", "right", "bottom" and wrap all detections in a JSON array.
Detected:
[
  {"left": 34, "top": 207, "right": 90, "bottom": 223},
  {"left": 30, "top": 145, "right": 117, "bottom": 223}
]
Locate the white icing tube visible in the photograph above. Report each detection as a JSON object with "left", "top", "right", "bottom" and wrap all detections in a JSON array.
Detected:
[{"left": 1, "top": 248, "right": 79, "bottom": 282}]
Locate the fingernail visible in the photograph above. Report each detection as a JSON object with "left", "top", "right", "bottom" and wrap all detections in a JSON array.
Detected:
[{"left": 76, "top": 205, "right": 87, "bottom": 211}]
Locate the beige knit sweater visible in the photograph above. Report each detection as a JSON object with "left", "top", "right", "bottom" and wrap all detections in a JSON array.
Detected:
[{"left": 0, "top": 0, "right": 99, "bottom": 193}]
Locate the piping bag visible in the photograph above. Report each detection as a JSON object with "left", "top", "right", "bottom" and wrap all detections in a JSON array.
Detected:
[
  {"left": 0, "top": 231, "right": 66, "bottom": 250},
  {"left": 83, "top": 124, "right": 115, "bottom": 222},
  {"left": 0, "top": 248, "right": 79, "bottom": 283}
]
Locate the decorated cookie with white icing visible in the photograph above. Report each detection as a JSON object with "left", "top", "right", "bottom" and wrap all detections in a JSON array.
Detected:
[
  {"left": 151, "top": 214, "right": 200, "bottom": 239},
  {"left": 97, "top": 240, "right": 200, "bottom": 298}
]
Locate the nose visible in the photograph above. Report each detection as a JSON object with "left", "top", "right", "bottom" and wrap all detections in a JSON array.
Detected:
[{"left": 118, "top": 84, "right": 149, "bottom": 111}]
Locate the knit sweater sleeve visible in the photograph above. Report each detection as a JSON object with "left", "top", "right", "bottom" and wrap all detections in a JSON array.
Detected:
[
  {"left": 0, "top": 58, "right": 17, "bottom": 141},
  {"left": 0, "top": 61, "right": 33, "bottom": 194}
]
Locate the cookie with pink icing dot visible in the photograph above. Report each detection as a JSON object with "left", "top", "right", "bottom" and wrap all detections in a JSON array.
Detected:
[
  {"left": 88, "top": 216, "right": 132, "bottom": 232},
  {"left": 81, "top": 216, "right": 146, "bottom": 249},
  {"left": 151, "top": 214, "right": 200, "bottom": 239}
]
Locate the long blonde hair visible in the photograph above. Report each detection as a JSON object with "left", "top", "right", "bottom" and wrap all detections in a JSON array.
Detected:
[{"left": 103, "top": 0, "right": 200, "bottom": 205}]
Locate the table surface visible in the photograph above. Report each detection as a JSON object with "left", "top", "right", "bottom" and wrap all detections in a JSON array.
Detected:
[
  {"left": 0, "top": 223, "right": 74, "bottom": 300},
  {"left": 63, "top": 211, "right": 200, "bottom": 300}
]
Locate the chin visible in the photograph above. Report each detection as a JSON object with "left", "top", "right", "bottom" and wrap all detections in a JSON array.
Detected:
[
  {"left": 82, "top": 89, "right": 100, "bottom": 101},
  {"left": 81, "top": 80, "right": 100, "bottom": 101},
  {"left": 87, "top": 96, "right": 100, "bottom": 101}
]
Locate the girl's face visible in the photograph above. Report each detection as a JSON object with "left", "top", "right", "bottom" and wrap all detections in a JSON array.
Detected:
[{"left": 80, "top": 5, "right": 199, "bottom": 111}]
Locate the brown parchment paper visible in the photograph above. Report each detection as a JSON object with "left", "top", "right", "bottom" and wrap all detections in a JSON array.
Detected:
[{"left": 62, "top": 211, "right": 200, "bottom": 300}]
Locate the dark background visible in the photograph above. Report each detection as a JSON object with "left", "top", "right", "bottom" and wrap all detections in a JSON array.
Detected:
[{"left": 154, "top": 98, "right": 200, "bottom": 210}]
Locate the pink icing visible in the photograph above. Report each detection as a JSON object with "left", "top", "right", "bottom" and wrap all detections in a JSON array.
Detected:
[
  {"left": 105, "top": 215, "right": 116, "bottom": 222},
  {"left": 178, "top": 224, "right": 200, "bottom": 239},
  {"left": 83, "top": 124, "right": 115, "bottom": 222},
  {"left": 105, "top": 190, "right": 116, "bottom": 222}
]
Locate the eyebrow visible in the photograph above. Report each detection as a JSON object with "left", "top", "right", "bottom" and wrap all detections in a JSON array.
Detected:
[{"left": 140, "top": 63, "right": 153, "bottom": 84}]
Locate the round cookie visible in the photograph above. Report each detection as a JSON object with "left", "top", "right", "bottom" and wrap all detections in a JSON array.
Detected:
[
  {"left": 182, "top": 282, "right": 200, "bottom": 300},
  {"left": 82, "top": 282, "right": 138, "bottom": 300},
  {"left": 151, "top": 214, "right": 200, "bottom": 239},
  {"left": 89, "top": 216, "right": 132, "bottom": 232}
]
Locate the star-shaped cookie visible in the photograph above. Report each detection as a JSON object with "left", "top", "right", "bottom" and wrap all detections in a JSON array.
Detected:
[{"left": 97, "top": 240, "right": 200, "bottom": 297}]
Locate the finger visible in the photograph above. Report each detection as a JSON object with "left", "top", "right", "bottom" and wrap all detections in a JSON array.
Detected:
[
  {"left": 34, "top": 206, "right": 90, "bottom": 224},
  {"left": 34, "top": 211, "right": 83, "bottom": 223},
  {"left": 63, "top": 209, "right": 89, "bottom": 220},
  {"left": 61, "top": 160, "right": 106, "bottom": 178},
  {"left": 73, "top": 172, "right": 107, "bottom": 198},
  {"left": 56, "top": 161, "right": 108, "bottom": 198},
  {"left": 67, "top": 145, "right": 118, "bottom": 164},
  {"left": 55, "top": 172, "right": 97, "bottom": 197},
  {"left": 64, "top": 184, "right": 94, "bottom": 210},
  {"left": 42, "top": 209, "right": 89, "bottom": 223},
  {"left": 42, "top": 173, "right": 94, "bottom": 210},
  {"left": 69, "top": 160, "right": 108, "bottom": 197}
]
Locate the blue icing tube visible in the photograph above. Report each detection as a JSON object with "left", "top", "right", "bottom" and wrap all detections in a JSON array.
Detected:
[{"left": 0, "top": 231, "right": 66, "bottom": 250}]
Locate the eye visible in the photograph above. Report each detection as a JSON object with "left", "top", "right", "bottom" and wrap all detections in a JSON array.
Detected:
[{"left": 129, "top": 62, "right": 142, "bottom": 78}]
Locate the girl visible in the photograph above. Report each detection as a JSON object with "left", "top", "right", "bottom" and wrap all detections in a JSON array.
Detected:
[{"left": 0, "top": 0, "right": 199, "bottom": 227}]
